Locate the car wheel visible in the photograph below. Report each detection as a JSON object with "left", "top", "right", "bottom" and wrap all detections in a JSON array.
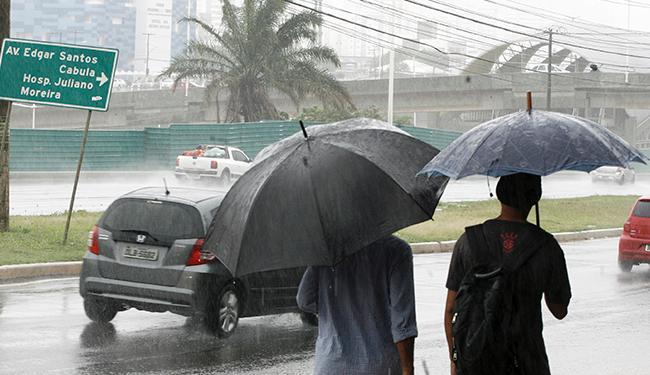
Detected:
[
  {"left": 205, "top": 285, "right": 240, "bottom": 338},
  {"left": 220, "top": 170, "right": 231, "bottom": 187},
  {"left": 84, "top": 296, "right": 118, "bottom": 323},
  {"left": 619, "top": 260, "right": 633, "bottom": 273},
  {"left": 299, "top": 312, "right": 318, "bottom": 327}
]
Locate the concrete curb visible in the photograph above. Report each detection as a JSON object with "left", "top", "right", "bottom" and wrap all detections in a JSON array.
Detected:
[
  {"left": 10, "top": 171, "right": 169, "bottom": 182},
  {"left": 410, "top": 228, "right": 622, "bottom": 254},
  {"left": 0, "top": 261, "right": 81, "bottom": 281},
  {"left": 0, "top": 228, "right": 622, "bottom": 281}
]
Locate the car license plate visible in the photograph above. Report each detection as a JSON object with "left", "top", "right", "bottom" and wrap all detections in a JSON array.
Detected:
[{"left": 124, "top": 246, "right": 159, "bottom": 261}]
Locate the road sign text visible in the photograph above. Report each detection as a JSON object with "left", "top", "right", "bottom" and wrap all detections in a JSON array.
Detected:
[{"left": 0, "top": 39, "right": 118, "bottom": 111}]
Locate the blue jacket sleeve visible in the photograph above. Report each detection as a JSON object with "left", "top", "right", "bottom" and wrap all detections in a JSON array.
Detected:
[{"left": 296, "top": 266, "right": 319, "bottom": 314}]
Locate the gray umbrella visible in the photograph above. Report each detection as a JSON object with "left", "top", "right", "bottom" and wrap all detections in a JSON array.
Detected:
[
  {"left": 418, "top": 109, "right": 648, "bottom": 226},
  {"left": 419, "top": 110, "right": 647, "bottom": 179},
  {"left": 203, "top": 118, "right": 449, "bottom": 276}
]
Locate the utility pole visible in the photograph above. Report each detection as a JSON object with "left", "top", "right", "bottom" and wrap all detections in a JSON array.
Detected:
[
  {"left": 387, "top": 0, "right": 396, "bottom": 124},
  {"left": 0, "top": 0, "right": 10, "bottom": 232},
  {"left": 143, "top": 32, "right": 153, "bottom": 76},
  {"left": 185, "top": 0, "right": 191, "bottom": 96},
  {"left": 626, "top": 0, "right": 631, "bottom": 83},
  {"left": 546, "top": 28, "right": 553, "bottom": 110}
]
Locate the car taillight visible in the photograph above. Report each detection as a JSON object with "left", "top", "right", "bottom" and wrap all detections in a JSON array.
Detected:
[
  {"left": 210, "top": 160, "right": 218, "bottom": 169},
  {"left": 176, "top": 157, "right": 180, "bottom": 167},
  {"left": 186, "top": 239, "right": 217, "bottom": 266},
  {"left": 624, "top": 222, "right": 631, "bottom": 233},
  {"left": 87, "top": 225, "right": 100, "bottom": 255}
]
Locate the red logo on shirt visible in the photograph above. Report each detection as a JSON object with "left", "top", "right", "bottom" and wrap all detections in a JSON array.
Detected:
[{"left": 501, "top": 232, "right": 518, "bottom": 253}]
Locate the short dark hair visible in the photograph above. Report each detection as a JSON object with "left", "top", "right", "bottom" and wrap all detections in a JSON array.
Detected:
[{"left": 496, "top": 173, "right": 542, "bottom": 211}]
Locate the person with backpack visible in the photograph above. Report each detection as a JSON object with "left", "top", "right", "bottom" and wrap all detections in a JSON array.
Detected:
[{"left": 444, "top": 173, "right": 572, "bottom": 375}]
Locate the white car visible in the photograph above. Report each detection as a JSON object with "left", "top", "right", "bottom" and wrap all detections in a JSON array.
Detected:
[
  {"left": 590, "top": 166, "right": 636, "bottom": 185},
  {"left": 175, "top": 145, "right": 252, "bottom": 185}
]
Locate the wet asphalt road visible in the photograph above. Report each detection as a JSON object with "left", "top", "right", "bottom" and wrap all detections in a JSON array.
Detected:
[
  {"left": 0, "top": 238, "right": 648, "bottom": 374},
  {"left": 9, "top": 171, "right": 650, "bottom": 216}
]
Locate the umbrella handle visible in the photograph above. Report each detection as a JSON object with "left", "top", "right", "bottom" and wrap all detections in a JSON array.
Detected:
[
  {"left": 535, "top": 203, "right": 540, "bottom": 227},
  {"left": 299, "top": 120, "right": 308, "bottom": 139}
]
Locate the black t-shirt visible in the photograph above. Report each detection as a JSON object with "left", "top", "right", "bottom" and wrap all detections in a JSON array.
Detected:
[{"left": 446, "top": 219, "right": 572, "bottom": 375}]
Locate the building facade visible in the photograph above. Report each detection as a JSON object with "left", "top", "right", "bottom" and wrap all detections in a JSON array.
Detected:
[{"left": 11, "top": 0, "right": 137, "bottom": 71}]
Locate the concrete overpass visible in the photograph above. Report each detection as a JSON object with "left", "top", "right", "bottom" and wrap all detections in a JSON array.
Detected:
[{"left": 9, "top": 72, "right": 650, "bottom": 143}]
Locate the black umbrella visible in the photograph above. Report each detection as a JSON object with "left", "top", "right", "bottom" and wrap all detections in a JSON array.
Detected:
[{"left": 204, "top": 118, "right": 449, "bottom": 276}]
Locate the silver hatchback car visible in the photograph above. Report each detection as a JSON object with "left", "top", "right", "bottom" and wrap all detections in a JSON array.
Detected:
[{"left": 79, "top": 187, "right": 311, "bottom": 337}]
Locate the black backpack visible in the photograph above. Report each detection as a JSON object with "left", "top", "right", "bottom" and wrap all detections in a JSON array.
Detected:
[{"left": 452, "top": 224, "right": 545, "bottom": 375}]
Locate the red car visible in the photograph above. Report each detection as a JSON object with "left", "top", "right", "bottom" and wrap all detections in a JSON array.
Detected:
[{"left": 619, "top": 197, "right": 650, "bottom": 272}]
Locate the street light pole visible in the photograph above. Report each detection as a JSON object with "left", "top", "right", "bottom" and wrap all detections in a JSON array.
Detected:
[
  {"left": 546, "top": 28, "right": 553, "bottom": 110},
  {"left": 185, "top": 0, "right": 191, "bottom": 96},
  {"left": 143, "top": 32, "right": 153, "bottom": 76},
  {"left": 388, "top": 50, "right": 395, "bottom": 125}
]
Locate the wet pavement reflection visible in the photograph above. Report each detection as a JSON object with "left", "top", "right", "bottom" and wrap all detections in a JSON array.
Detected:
[
  {"left": 0, "top": 238, "right": 648, "bottom": 374},
  {"left": 11, "top": 171, "right": 650, "bottom": 215}
]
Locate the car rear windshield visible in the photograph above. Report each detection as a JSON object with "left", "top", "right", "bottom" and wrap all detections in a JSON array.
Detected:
[
  {"left": 596, "top": 166, "right": 619, "bottom": 173},
  {"left": 633, "top": 201, "right": 650, "bottom": 218},
  {"left": 204, "top": 147, "right": 227, "bottom": 158},
  {"left": 99, "top": 198, "right": 204, "bottom": 242}
]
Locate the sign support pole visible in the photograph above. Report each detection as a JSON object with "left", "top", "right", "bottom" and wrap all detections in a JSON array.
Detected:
[
  {"left": 0, "top": 101, "right": 12, "bottom": 232},
  {"left": 63, "top": 110, "right": 93, "bottom": 244}
]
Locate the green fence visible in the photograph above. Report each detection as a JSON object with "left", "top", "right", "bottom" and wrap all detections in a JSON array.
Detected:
[
  {"left": 10, "top": 129, "right": 145, "bottom": 171},
  {"left": 8, "top": 121, "right": 461, "bottom": 171}
]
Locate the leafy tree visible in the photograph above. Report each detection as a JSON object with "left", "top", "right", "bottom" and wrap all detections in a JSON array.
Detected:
[{"left": 160, "top": 0, "right": 353, "bottom": 122}]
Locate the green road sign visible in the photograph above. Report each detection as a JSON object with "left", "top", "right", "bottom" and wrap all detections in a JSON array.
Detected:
[{"left": 0, "top": 39, "right": 118, "bottom": 112}]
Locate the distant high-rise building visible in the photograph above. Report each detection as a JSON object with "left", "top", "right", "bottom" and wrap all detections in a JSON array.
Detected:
[
  {"left": 10, "top": 0, "right": 137, "bottom": 71},
  {"left": 134, "top": 0, "right": 172, "bottom": 75},
  {"left": 170, "top": 0, "right": 224, "bottom": 59},
  {"left": 170, "top": 0, "right": 197, "bottom": 58}
]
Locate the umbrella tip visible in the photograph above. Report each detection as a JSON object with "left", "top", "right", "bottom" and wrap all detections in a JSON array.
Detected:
[
  {"left": 527, "top": 91, "right": 532, "bottom": 115},
  {"left": 299, "top": 120, "right": 308, "bottom": 139}
]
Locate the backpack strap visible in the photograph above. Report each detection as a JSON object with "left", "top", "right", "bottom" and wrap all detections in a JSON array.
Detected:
[{"left": 465, "top": 224, "right": 495, "bottom": 269}]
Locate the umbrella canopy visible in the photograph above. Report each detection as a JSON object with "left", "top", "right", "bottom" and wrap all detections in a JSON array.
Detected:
[
  {"left": 419, "top": 110, "right": 647, "bottom": 179},
  {"left": 204, "top": 118, "right": 449, "bottom": 276}
]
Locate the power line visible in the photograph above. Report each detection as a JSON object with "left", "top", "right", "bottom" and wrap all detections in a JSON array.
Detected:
[
  {"left": 409, "top": 0, "right": 650, "bottom": 60},
  {"left": 323, "top": 0, "right": 650, "bottom": 73},
  {"left": 353, "top": 0, "right": 630, "bottom": 71},
  {"left": 599, "top": 0, "right": 650, "bottom": 9},
  {"left": 286, "top": 0, "right": 650, "bottom": 87},
  {"left": 489, "top": 0, "right": 649, "bottom": 35},
  {"left": 421, "top": 0, "right": 543, "bottom": 32},
  {"left": 285, "top": 4, "right": 514, "bottom": 84}
]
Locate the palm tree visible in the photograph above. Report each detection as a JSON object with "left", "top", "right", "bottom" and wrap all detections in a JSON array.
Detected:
[{"left": 161, "top": 0, "right": 353, "bottom": 122}]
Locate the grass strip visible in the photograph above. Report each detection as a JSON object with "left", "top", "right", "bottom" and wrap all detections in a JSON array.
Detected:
[
  {"left": 398, "top": 195, "right": 636, "bottom": 243},
  {"left": 0, "top": 195, "right": 638, "bottom": 266},
  {"left": 0, "top": 211, "right": 101, "bottom": 266}
]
